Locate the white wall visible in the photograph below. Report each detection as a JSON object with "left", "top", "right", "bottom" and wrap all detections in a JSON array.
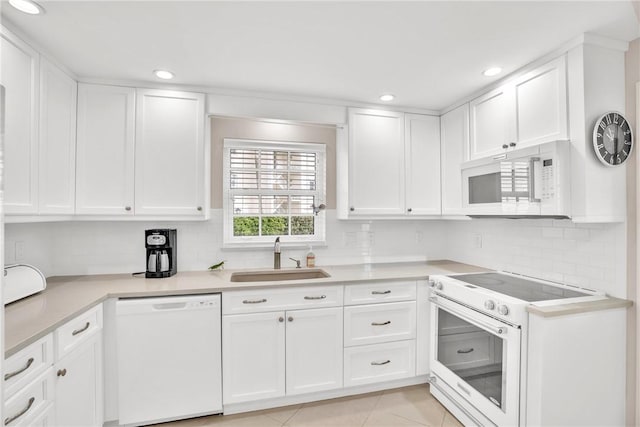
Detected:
[
  {"left": 4, "top": 215, "right": 626, "bottom": 298},
  {"left": 4, "top": 211, "right": 447, "bottom": 276}
]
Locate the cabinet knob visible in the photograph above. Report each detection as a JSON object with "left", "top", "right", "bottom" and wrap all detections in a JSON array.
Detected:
[
  {"left": 278, "top": 317, "right": 284, "bottom": 323},
  {"left": 288, "top": 316, "right": 294, "bottom": 322},
  {"left": 125, "top": 206, "right": 132, "bottom": 211},
  {"left": 509, "top": 142, "right": 517, "bottom": 147},
  {"left": 349, "top": 207, "right": 355, "bottom": 212},
  {"left": 57, "top": 368, "right": 67, "bottom": 377},
  {"left": 197, "top": 206, "right": 203, "bottom": 211},
  {"left": 407, "top": 208, "right": 412, "bottom": 213},
  {"left": 502, "top": 144, "right": 509, "bottom": 149}
]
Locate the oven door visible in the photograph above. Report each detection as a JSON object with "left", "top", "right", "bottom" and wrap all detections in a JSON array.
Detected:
[
  {"left": 462, "top": 156, "right": 542, "bottom": 216},
  {"left": 429, "top": 295, "right": 521, "bottom": 426}
]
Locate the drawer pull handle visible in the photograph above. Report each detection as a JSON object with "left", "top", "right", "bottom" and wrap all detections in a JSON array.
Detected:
[
  {"left": 4, "top": 358, "right": 34, "bottom": 381},
  {"left": 457, "top": 348, "right": 474, "bottom": 354},
  {"left": 304, "top": 295, "right": 326, "bottom": 300},
  {"left": 371, "top": 360, "right": 391, "bottom": 366},
  {"left": 371, "top": 321, "right": 391, "bottom": 326},
  {"left": 72, "top": 322, "right": 90, "bottom": 336},
  {"left": 4, "top": 397, "right": 35, "bottom": 425},
  {"left": 242, "top": 299, "right": 267, "bottom": 304},
  {"left": 371, "top": 290, "right": 391, "bottom": 295}
]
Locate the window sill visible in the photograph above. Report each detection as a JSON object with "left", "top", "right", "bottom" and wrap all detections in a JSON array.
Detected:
[{"left": 222, "top": 240, "right": 327, "bottom": 250}]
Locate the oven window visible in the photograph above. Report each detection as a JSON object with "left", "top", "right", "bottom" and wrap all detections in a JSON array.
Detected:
[
  {"left": 437, "top": 309, "right": 504, "bottom": 408},
  {"left": 468, "top": 172, "right": 501, "bottom": 204}
]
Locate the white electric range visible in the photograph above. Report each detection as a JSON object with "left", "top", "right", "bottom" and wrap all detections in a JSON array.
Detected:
[{"left": 426, "top": 271, "right": 605, "bottom": 426}]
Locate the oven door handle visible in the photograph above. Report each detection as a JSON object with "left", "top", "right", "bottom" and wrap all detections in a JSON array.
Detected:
[{"left": 429, "top": 296, "right": 509, "bottom": 335}]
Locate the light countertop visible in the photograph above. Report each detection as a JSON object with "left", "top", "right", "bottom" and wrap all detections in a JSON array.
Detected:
[
  {"left": 4, "top": 260, "right": 632, "bottom": 357},
  {"left": 5, "top": 260, "right": 484, "bottom": 357}
]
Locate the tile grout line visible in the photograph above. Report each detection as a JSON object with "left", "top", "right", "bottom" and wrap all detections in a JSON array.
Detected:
[{"left": 359, "top": 391, "right": 385, "bottom": 427}]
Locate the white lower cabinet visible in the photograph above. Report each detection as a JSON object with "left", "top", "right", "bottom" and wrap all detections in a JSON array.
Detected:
[
  {"left": 344, "top": 340, "right": 416, "bottom": 387},
  {"left": 54, "top": 332, "right": 103, "bottom": 427},
  {"left": 222, "top": 306, "right": 343, "bottom": 404},
  {"left": 4, "top": 370, "right": 54, "bottom": 427},
  {"left": 222, "top": 311, "right": 286, "bottom": 404},
  {"left": 285, "top": 307, "right": 343, "bottom": 396}
]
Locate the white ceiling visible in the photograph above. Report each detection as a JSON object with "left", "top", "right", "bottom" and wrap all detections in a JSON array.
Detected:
[{"left": 2, "top": 1, "right": 639, "bottom": 111}]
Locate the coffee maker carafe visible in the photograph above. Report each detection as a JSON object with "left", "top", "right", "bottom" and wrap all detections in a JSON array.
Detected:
[{"left": 145, "top": 229, "right": 177, "bottom": 278}]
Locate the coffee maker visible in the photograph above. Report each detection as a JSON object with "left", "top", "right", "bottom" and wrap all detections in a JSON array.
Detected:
[{"left": 145, "top": 229, "right": 177, "bottom": 278}]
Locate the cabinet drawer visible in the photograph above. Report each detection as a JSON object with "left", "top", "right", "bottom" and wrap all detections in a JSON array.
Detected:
[
  {"left": 344, "top": 281, "right": 416, "bottom": 305},
  {"left": 55, "top": 304, "right": 103, "bottom": 360},
  {"left": 344, "top": 301, "right": 416, "bottom": 346},
  {"left": 222, "top": 286, "right": 343, "bottom": 315},
  {"left": 344, "top": 340, "right": 416, "bottom": 387},
  {"left": 4, "top": 335, "right": 53, "bottom": 399},
  {"left": 437, "top": 331, "right": 496, "bottom": 371},
  {"left": 4, "top": 369, "right": 54, "bottom": 426}
]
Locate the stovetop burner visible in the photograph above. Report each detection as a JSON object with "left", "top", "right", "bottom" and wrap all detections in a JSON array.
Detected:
[{"left": 453, "top": 272, "right": 590, "bottom": 302}]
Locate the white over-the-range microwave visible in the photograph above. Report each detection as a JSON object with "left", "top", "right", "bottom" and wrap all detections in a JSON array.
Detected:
[{"left": 461, "top": 141, "right": 571, "bottom": 218}]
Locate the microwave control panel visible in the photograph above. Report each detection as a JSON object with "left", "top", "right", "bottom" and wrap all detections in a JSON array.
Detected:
[{"left": 540, "top": 158, "right": 555, "bottom": 200}]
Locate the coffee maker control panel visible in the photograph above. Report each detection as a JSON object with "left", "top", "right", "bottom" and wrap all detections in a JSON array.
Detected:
[{"left": 147, "top": 235, "right": 167, "bottom": 246}]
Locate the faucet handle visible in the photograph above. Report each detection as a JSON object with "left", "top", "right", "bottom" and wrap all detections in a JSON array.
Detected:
[{"left": 289, "top": 257, "right": 302, "bottom": 268}]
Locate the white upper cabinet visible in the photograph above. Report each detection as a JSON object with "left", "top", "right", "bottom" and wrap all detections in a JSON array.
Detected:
[
  {"left": 405, "top": 114, "right": 441, "bottom": 216},
  {"left": 345, "top": 109, "right": 441, "bottom": 218},
  {"left": 134, "top": 89, "right": 205, "bottom": 216},
  {"left": 513, "top": 56, "right": 568, "bottom": 147},
  {"left": 76, "top": 83, "right": 136, "bottom": 215},
  {"left": 440, "top": 104, "right": 469, "bottom": 215},
  {"left": 38, "top": 58, "right": 77, "bottom": 214},
  {"left": 348, "top": 108, "right": 405, "bottom": 216},
  {"left": 468, "top": 56, "right": 568, "bottom": 161},
  {"left": 469, "top": 85, "right": 514, "bottom": 160},
  {"left": 1, "top": 26, "right": 39, "bottom": 214}
]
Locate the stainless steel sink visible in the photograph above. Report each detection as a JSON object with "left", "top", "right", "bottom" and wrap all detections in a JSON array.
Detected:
[{"left": 230, "top": 269, "right": 330, "bottom": 283}]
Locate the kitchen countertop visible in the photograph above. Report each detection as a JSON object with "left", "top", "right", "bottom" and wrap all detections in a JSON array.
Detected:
[
  {"left": 4, "top": 260, "right": 631, "bottom": 357},
  {"left": 5, "top": 260, "right": 483, "bottom": 357}
]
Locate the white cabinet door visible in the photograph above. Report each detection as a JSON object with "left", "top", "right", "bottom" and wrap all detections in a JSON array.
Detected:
[
  {"left": 222, "top": 312, "right": 286, "bottom": 404},
  {"left": 135, "top": 89, "right": 205, "bottom": 216},
  {"left": 348, "top": 108, "right": 405, "bottom": 215},
  {"left": 405, "top": 114, "right": 441, "bottom": 215},
  {"left": 38, "top": 58, "right": 77, "bottom": 214},
  {"left": 285, "top": 307, "right": 343, "bottom": 396},
  {"left": 440, "top": 104, "right": 469, "bottom": 215},
  {"left": 514, "top": 56, "right": 568, "bottom": 147},
  {"left": 1, "top": 26, "right": 39, "bottom": 214},
  {"left": 54, "top": 332, "right": 103, "bottom": 427},
  {"left": 76, "top": 83, "right": 135, "bottom": 215},
  {"left": 469, "top": 86, "right": 514, "bottom": 160}
]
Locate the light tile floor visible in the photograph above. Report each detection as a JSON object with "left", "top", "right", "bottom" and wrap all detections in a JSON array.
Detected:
[{"left": 155, "top": 385, "right": 464, "bottom": 427}]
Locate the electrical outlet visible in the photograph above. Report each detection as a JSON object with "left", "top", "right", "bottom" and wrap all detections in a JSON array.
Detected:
[
  {"left": 15, "top": 241, "right": 25, "bottom": 262},
  {"left": 415, "top": 231, "right": 424, "bottom": 243},
  {"left": 473, "top": 233, "right": 482, "bottom": 249}
]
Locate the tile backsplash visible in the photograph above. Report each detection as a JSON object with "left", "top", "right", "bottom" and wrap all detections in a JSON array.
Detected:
[{"left": 4, "top": 212, "right": 626, "bottom": 298}]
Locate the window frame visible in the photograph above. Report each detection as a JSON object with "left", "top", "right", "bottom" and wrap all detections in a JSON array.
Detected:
[{"left": 222, "top": 138, "right": 326, "bottom": 248}]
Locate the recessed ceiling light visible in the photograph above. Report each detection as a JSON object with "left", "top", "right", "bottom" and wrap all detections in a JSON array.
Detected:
[
  {"left": 482, "top": 67, "right": 502, "bottom": 77},
  {"left": 8, "top": 0, "right": 44, "bottom": 15},
  {"left": 379, "top": 94, "right": 395, "bottom": 102},
  {"left": 153, "top": 70, "right": 175, "bottom": 80}
]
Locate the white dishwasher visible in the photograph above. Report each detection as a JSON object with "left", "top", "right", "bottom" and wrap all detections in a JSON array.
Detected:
[{"left": 116, "top": 294, "right": 222, "bottom": 426}]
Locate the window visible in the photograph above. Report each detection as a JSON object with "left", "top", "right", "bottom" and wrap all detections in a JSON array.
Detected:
[{"left": 223, "top": 139, "right": 326, "bottom": 246}]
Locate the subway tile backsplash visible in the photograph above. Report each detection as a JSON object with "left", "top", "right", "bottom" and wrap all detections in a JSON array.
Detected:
[{"left": 4, "top": 213, "right": 626, "bottom": 298}]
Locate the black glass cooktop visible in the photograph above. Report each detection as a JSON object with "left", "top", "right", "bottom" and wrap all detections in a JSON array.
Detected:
[{"left": 454, "top": 272, "right": 589, "bottom": 302}]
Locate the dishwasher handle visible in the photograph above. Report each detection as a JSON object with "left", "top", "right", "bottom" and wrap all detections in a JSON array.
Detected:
[
  {"left": 116, "top": 294, "right": 220, "bottom": 315},
  {"left": 152, "top": 302, "right": 187, "bottom": 311}
]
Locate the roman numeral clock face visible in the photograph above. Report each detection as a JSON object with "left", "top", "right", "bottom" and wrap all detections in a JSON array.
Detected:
[{"left": 593, "top": 112, "right": 634, "bottom": 166}]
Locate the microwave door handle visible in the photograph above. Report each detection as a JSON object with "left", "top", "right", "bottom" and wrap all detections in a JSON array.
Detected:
[{"left": 529, "top": 157, "right": 541, "bottom": 203}]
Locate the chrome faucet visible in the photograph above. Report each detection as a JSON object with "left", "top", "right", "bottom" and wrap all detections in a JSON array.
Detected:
[{"left": 274, "top": 237, "right": 281, "bottom": 269}]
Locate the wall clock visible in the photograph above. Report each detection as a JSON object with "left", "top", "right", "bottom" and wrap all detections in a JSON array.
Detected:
[{"left": 592, "top": 111, "right": 634, "bottom": 166}]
